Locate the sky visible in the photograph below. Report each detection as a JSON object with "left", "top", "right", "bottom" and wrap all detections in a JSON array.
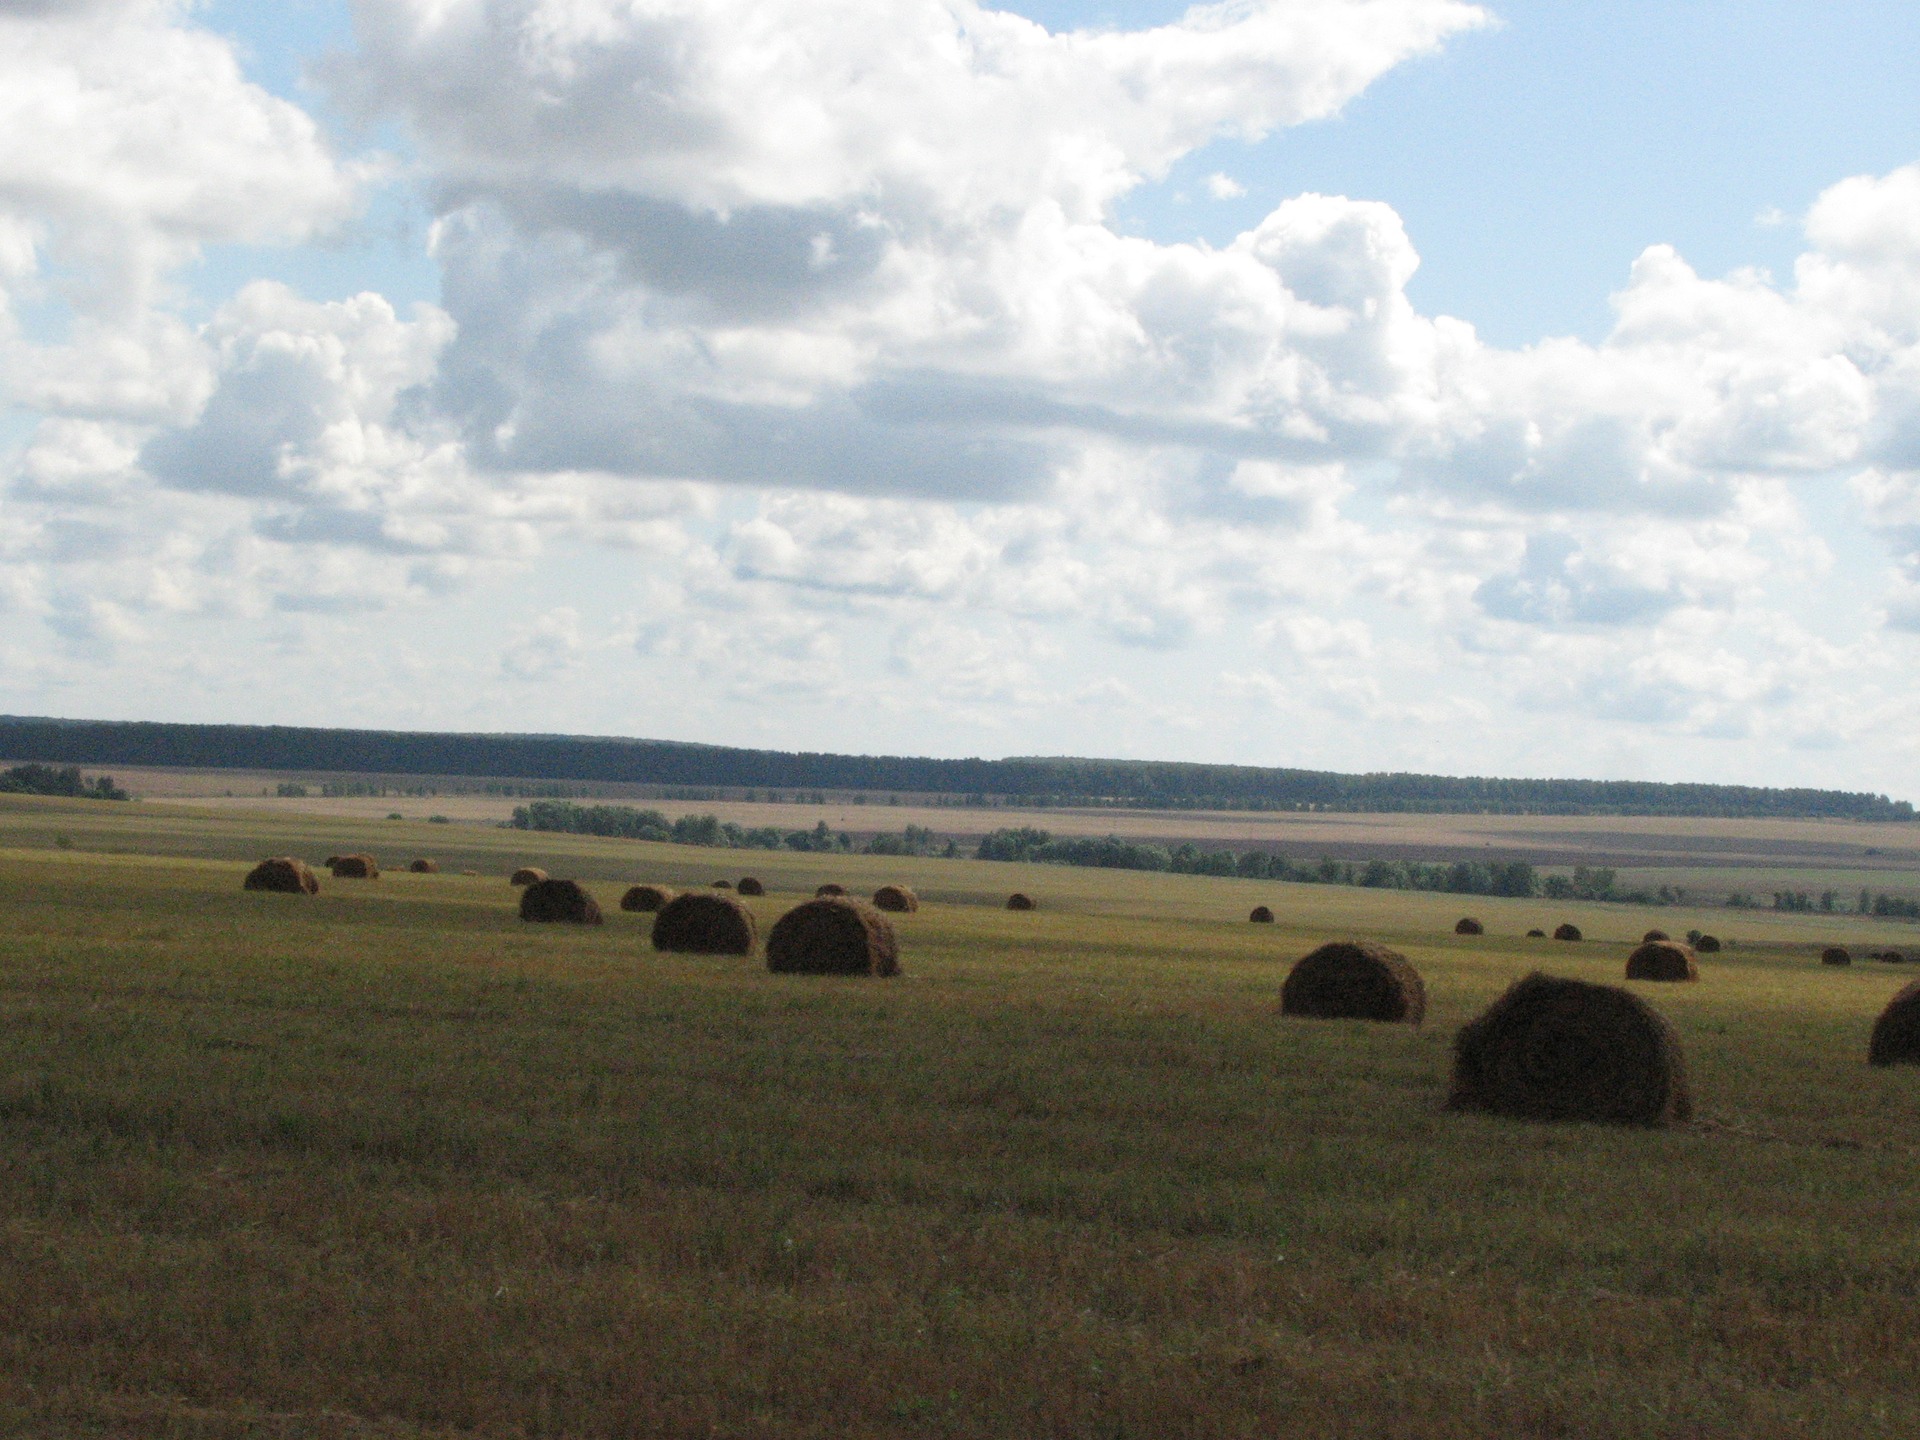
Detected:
[{"left": 3, "top": 1, "right": 1919, "bottom": 797}]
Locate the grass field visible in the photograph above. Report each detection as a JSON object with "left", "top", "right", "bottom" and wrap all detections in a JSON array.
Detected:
[{"left": 4, "top": 792, "right": 1920, "bottom": 1437}]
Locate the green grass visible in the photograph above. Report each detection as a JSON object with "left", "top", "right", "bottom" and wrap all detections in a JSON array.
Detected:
[{"left": 2, "top": 796, "right": 1919, "bottom": 1436}]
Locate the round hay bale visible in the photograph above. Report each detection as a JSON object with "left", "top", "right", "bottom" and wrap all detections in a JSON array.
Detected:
[
  {"left": 1821, "top": 946, "right": 1852, "bottom": 966},
  {"left": 620, "top": 884, "right": 675, "bottom": 913},
  {"left": 1454, "top": 917, "right": 1484, "bottom": 936},
  {"left": 1280, "top": 941, "right": 1426, "bottom": 1025},
  {"left": 1006, "top": 893, "right": 1035, "bottom": 911},
  {"left": 711, "top": 879, "right": 734, "bottom": 889},
  {"left": 767, "top": 897, "right": 900, "bottom": 976},
  {"left": 1447, "top": 972, "right": 1691, "bottom": 1126},
  {"left": 1876, "top": 949, "right": 1906, "bottom": 964},
  {"left": 1695, "top": 934, "right": 1722, "bottom": 954},
  {"left": 408, "top": 858, "right": 439, "bottom": 874},
  {"left": 1642, "top": 929, "right": 1670, "bottom": 943},
  {"left": 1685, "top": 929, "right": 1704, "bottom": 945},
  {"left": 243, "top": 857, "right": 319, "bottom": 895},
  {"left": 329, "top": 854, "right": 378, "bottom": 879},
  {"left": 323, "top": 855, "right": 342, "bottom": 868},
  {"left": 1869, "top": 979, "right": 1920, "bottom": 1065},
  {"left": 872, "top": 884, "right": 919, "bottom": 913},
  {"left": 510, "top": 867, "right": 547, "bottom": 887},
  {"left": 1526, "top": 928, "right": 1547, "bottom": 938},
  {"left": 519, "top": 878, "right": 604, "bottom": 925},
  {"left": 1553, "top": 923, "right": 1582, "bottom": 942},
  {"left": 815, "top": 883, "right": 848, "bottom": 898},
  {"left": 1626, "top": 940, "right": 1699, "bottom": 982},
  {"left": 652, "top": 892, "right": 757, "bottom": 956},
  {"left": 1249, "top": 905, "right": 1275, "bottom": 924},
  {"left": 737, "top": 876, "right": 766, "bottom": 896}
]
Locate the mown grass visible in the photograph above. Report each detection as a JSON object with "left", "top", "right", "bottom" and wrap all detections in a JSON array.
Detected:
[{"left": 2, "top": 796, "right": 1920, "bottom": 1437}]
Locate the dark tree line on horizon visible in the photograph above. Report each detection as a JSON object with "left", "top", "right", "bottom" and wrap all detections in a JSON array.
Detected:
[{"left": 0, "top": 714, "right": 1908, "bottom": 821}]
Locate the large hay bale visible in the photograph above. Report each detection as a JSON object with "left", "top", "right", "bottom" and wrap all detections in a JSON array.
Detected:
[
  {"left": 408, "top": 858, "right": 439, "bottom": 874},
  {"left": 815, "top": 883, "right": 848, "bottom": 898},
  {"left": 1695, "top": 933, "right": 1722, "bottom": 953},
  {"left": 519, "top": 878, "right": 604, "bottom": 925},
  {"left": 1006, "top": 893, "right": 1035, "bottom": 911},
  {"left": 1821, "top": 946, "right": 1852, "bottom": 966},
  {"left": 1869, "top": 980, "right": 1920, "bottom": 1066},
  {"left": 767, "top": 897, "right": 900, "bottom": 976},
  {"left": 652, "top": 892, "right": 757, "bottom": 956},
  {"left": 1249, "top": 905, "right": 1275, "bottom": 924},
  {"left": 737, "top": 876, "right": 766, "bottom": 896},
  {"left": 510, "top": 867, "right": 547, "bottom": 887},
  {"left": 1626, "top": 940, "right": 1699, "bottom": 982},
  {"left": 243, "top": 857, "right": 319, "bottom": 895},
  {"left": 1280, "top": 941, "right": 1426, "bottom": 1025},
  {"left": 1553, "top": 923, "right": 1582, "bottom": 942},
  {"left": 621, "top": 884, "right": 675, "bottom": 913},
  {"left": 872, "top": 884, "right": 919, "bottom": 913},
  {"left": 1454, "top": 917, "right": 1484, "bottom": 936},
  {"left": 330, "top": 853, "right": 378, "bottom": 879},
  {"left": 1447, "top": 972, "right": 1691, "bottom": 1126},
  {"left": 1643, "top": 929, "right": 1670, "bottom": 943}
]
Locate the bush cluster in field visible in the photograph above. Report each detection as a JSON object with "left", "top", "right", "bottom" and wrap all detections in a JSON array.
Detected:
[{"left": 0, "top": 763, "right": 126, "bottom": 801}]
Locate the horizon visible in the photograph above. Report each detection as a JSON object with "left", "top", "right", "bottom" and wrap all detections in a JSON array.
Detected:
[{"left": 3, "top": 3, "right": 1918, "bottom": 794}]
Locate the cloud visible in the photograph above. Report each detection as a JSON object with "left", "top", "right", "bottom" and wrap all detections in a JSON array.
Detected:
[{"left": 1205, "top": 172, "right": 1247, "bottom": 200}]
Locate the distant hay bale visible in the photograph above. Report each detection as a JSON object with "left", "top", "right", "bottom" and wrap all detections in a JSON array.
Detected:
[
  {"left": 324, "top": 855, "right": 342, "bottom": 868},
  {"left": 1875, "top": 949, "right": 1906, "bottom": 964},
  {"left": 1447, "top": 972, "right": 1691, "bottom": 1126},
  {"left": 1249, "top": 905, "right": 1275, "bottom": 924},
  {"left": 652, "top": 892, "right": 757, "bottom": 956},
  {"left": 815, "top": 883, "right": 848, "bottom": 897},
  {"left": 1642, "top": 929, "right": 1670, "bottom": 943},
  {"left": 620, "top": 884, "right": 675, "bottom": 913},
  {"left": 1553, "top": 923, "right": 1582, "bottom": 942},
  {"left": 872, "top": 884, "right": 919, "bottom": 913},
  {"left": 1455, "top": 917, "right": 1484, "bottom": 936},
  {"left": 711, "top": 879, "right": 734, "bottom": 889},
  {"left": 510, "top": 867, "right": 547, "bottom": 886},
  {"left": 329, "top": 854, "right": 378, "bottom": 879},
  {"left": 1626, "top": 940, "right": 1699, "bottom": 983},
  {"left": 737, "top": 877, "right": 766, "bottom": 896},
  {"left": 243, "top": 857, "right": 319, "bottom": 895},
  {"left": 1280, "top": 941, "right": 1426, "bottom": 1026},
  {"left": 767, "top": 897, "right": 900, "bottom": 976},
  {"left": 1695, "top": 934, "right": 1722, "bottom": 954},
  {"left": 1685, "top": 929, "right": 1703, "bottom": 945},
  {"left": 408, "top": 858, "right": 439, "bottom": 874},
  {"left": 1821, "top": 946, "right": 1852, "bottom": 966},
  {"left": 1869, "top": 979, "right": 1920, "bottom": 1066},
  {"left": 519, "top": 878, "right": 604, "bottom": 925},
  {"left": 1006, "top": 893, "right": 1035, "bottom": 911},
  {"left": 1526, "top": 929, "right": 1546, "bottom": 938}
]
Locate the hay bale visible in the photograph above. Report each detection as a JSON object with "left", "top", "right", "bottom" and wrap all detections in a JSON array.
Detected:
[
  {"left": 1553, "top": 923, "right": 1582, "bottom": 942},
  {"left": 1626, "top": 940, "right": 1699, "bottom": 982},
  {"left": 1454, "top": 917, "right": 1484, "bottom": 936},
  {"left": 711, "top": 879, "right": 734, "bottom": 889},
  {"left": 1876, "top": 949, "right": 1906, "bottom": 964},
  {"left": 1447, "top": 972, "right": 1690, "bottom": 1126},
  {"left": 767, "top": 897, "right": 900, "bottom": 976},
  {"left": 519, "top": 878, "right": 604, "bottom": 925},
  {"left": 323, "top": 855, "right": 342, "bottom": 868},
  {"left": 1006, "top": 893, "right": 1035, "bottom": 911},
  {"left": 243, "top": 857, "right": 319, "bottom": 895},
  {"left": 1869, "top": 979, "right": 1920, "bottom": 1065},
  {"left": 621, "top": 884, "right": 675, "bottom": 913},
  {"left": 1821, "top": 946, "right": 1852, "bottom": 966},
  {"left": 815, "top": 883, "right": 848, "bottom": 898},
  {"left": 408, "top": 858, "right": 439, "bottom": 874},
  {"left": 737, "top": 877, "right": 766, "bottom": 896},
  {"left": 1249, "top": 905, "right": 1275, "bottom": 924},
  {"left": 652, "top": 892, "right": 757, "bottom": 956},
  {"left": 1526, "top": 929, "right": 1546, "bottom": 938},
  {"left": 510, "top": 867, "right": 547, "bottom": 886},
  {"left": 872, "top": 884, "right": 919, "bottom": 913},
  {"left": 329, "top": 854, "right": 378, "bottom": 879},
  {"left": 1695, "top": 934, "right": 1722, "bottom": 954},
  {"left": 1642, "top": 929, "right": 1669, "bottom": 943},
  {"left": 1280, "top": 941, "right": 1426, "bottom": 1025}
]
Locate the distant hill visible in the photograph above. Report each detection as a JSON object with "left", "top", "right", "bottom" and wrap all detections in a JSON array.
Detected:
[{"left": 0, "top": 714, "right": 1908, "bottom": 820}]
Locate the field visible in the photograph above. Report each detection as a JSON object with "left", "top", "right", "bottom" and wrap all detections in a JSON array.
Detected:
[{"left": 4, "top": 792, "right": 1920, "bottom": 1437}]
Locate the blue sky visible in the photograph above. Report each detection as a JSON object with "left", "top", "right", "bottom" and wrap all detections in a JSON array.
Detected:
[{"left": 3, "top": 0, "right": 1918, "bottom": 794}]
